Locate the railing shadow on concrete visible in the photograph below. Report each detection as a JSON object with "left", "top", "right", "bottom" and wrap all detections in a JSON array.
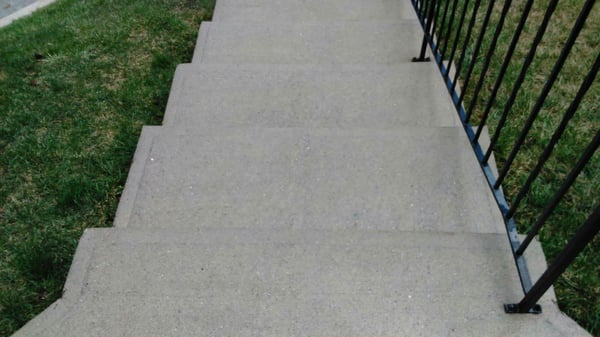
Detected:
[{"left": 410, "top": 0, "right": 598, "bottom": 314}]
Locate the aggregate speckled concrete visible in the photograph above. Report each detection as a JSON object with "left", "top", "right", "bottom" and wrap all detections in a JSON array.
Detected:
[
  {"left": 212, "top": 0, "right": 419, "bottom": 23},
  {"left": 116, "top": 127, "right": 505, "bottom": 233},
  {"left": 12, "top": 0, "right": 592, "bottom": 335},
  {"left": 15, "top": 229, "right": 589, "bottom": 337},
  {"left": 0, "top": 0, "right": 55, "bottom": 27},
  {"left": 162, "top": 64, "right": 460, "bottom": 127},
  {"left": 192, "top": 21, "right": 425, "bottom": 64},
  {"left": 0, "top": 0, "right": 37, "bottom": 18}
]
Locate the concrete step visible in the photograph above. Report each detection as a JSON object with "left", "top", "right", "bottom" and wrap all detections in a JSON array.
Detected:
[
  {"left": 192, "top": 21, "right": 426, "bottom": 64},
  {"left": 163, "top": 64, "right": 460, "bottom": 127},
  {"left": 14, "top": 227, "right": 585, "bottom": 337},
  {"left": 212, "top": 0, "right": 418, "bottom": 23},
  {"left": 114, "top": 126, "right": 504, "bottom": 233}
]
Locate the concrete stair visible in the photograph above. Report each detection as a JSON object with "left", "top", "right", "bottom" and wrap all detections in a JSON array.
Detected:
[
  {"left": 113, "top": 127, "right": 503, "bottom": 233},
  {"left": 213, "top": 0, "right": 419, "bottom": 23},
  {"left": 13, "top": 229, "right": 586, "bottom": 337},
  {"left": 162, "top": 64, "right": 460, "bottom": 127},
  {"left": 192, "top": 21, "right": 424, "bottom": 64},
  {"left": 13, "top": 0, "right": 592, "bottom": 335}
]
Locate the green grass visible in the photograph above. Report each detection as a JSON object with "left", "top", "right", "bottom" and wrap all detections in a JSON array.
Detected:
[
  {"left": 437, "top": 0, "right": 599, "bottom": 334},
  {"left": 0, "top": 0, "right": 214, "bottom": 335}
]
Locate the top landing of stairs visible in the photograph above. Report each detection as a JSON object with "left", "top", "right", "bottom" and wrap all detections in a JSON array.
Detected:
[
  {"left": 192, "top": 21, "right": 426, "bottom": 64},
  {"left": 212, "top": 0, "right": 419, "bottom": 23}
]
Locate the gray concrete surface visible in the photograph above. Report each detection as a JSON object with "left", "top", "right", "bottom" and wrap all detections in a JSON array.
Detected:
[
  {"left": 112, "top": 127, "right": 162, "bottom": 228},
  {"left": 0, "top": 0, "right": 55, "bottom": 28},
  {"left": 213, "top": 0, "right": 419, "bottom": 23},
  {"left": 162, "top": 64, "right": 460, "bottom": 127},
  {"left": 12, "top": 0, "right": 593, "bottom": 334},
  {"left": 192, "top": 21, "right": 426, "bottom": 64},
  {"left": 14, "top": 228, "right": 589, "bottom": 337},
  {"left": 117, "top": 127, "right": 505, "bottom": 233},
  {"left": 0, "top": 0, "right": 36, "bottom": 17}
]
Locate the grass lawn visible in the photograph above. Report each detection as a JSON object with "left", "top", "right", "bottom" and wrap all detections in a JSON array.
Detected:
[
  {"left": 439, "top": 0, "right": 599, "bottom": 334},
  {"left": 0, "top": 0, "right": 214, "bottom": 335}
]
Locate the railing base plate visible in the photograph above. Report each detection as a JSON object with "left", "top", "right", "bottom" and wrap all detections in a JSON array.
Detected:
[
  {"left": 411, "top": 56, "right": 431, "bottom": 62},
  {"left": 504, "top": 303, "right": 542, "bottom": 314}
]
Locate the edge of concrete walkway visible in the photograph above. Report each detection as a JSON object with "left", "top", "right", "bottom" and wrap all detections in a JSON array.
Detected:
[
  {"left": 112, "top": 126, "right": 163, "bottom": 228},
  {"left": 0, "top": 0, "right": 56, "bottom": 28}
]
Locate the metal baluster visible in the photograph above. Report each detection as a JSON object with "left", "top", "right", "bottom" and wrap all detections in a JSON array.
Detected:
[
  {"left": 413, "top": 0, "right": 421, "bottom": 17},
  {"left": 465, "top": 0, "right": 513, "bottom": 123},
  {"left": 440, "top": 0, "right": 460, "bottom": 59},
  {"left": 434, "top": 0, "right": 452, "bottom": 56},
  {"left": 494, "top": 0, "right": 595, "bottom": 189},
  {"left": 506, "top": 205, "right": 600, "bottom": 314},
  {"left": 414, "top": 0, "right": 437, "bottom": 62},
  {"left": 456, "top": 0, "right": 497, "bottom": 114},
  {"left": 517, "top": 129, "right": 600, "bottom": 256},
  {"left": 484, "top": 0, "right": 561, "bottom": 164},
  {"left": 450, "top": 0, "right": 482, "bottom": 92},
  {"left": 419, "top": 0, "right": 429, "bottom": 21},
  {"left": 428, "top": 0, "right": 444, "bottom": 54},
  {"left": 445, "top": 0, "right": 470, "bottom": 80},
  {"left": 506, "top": 53, "right": 600, "bottom": 220},
  {"left": 473, "top": 0, "right": 536, "bottom": 143}
]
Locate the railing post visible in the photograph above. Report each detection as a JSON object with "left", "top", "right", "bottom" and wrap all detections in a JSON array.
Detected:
[
  {"left": 413, "top": 0, "right": 436, "bottom": 62},
  {"left": 505, "top": 205, "right": 600, "bottom": 314}
]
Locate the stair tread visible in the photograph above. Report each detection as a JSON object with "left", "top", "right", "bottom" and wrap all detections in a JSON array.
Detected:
[
  {"left": 213, "top": 0, "right": 418, "bottom": 23},
  {"left": 115, "top": 126, "right": 504, "bottom": 233},
  {"left": 193, "top": 21, "right": 427, "bottom": 64},
  {"left": 163, "top": 64, "right": 460, "bottom": 127},
  {"left": 15, "top": 228, "right": 581, "bottom": 337}
]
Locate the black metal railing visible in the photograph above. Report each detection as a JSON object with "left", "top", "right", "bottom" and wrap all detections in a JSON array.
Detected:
[{"left": 410, "top": 0, "right": 599, "bottom": 314}]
